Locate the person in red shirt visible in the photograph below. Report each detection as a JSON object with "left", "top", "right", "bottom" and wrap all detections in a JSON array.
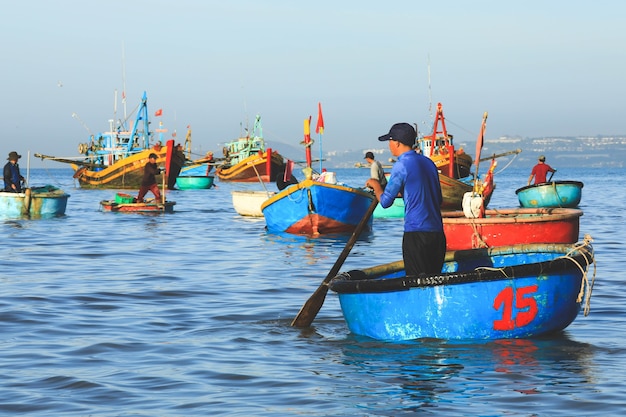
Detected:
[{"left": 527, "top": 155, "right": 556, "bottom": 185}]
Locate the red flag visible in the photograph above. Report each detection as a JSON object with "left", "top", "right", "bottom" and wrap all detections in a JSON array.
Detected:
[
  {"left": 154, "top": 108, "right": 163, "bottom": 117},
  {"left": 475, "top": 111, "right": 487, "bottom": 164},
  {"left": 315, "top": 102, "right": 324, "bottom": 134},
  {"left": 284, "top": 159, "right": 294, "bottom": 182}
]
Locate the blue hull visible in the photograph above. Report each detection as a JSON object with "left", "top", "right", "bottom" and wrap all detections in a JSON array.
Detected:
[
  {"left": 180, "top": 164, "right": 212, "bottom": 176},
  {"left": 329, "top": 240, "right": 595, "bottom": 340},
  {"left": 261, "top": 179, "right": 374, "bottom": 235},
  {"left": 516, "top": 181, "right": 583, "bottom": 208},
  {"left": 0, "top": 186, "right": 70, "bottom": 219}
]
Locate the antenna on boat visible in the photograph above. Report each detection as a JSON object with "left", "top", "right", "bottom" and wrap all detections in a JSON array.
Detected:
[
  {"left": 427, "top": 54, "right": 433, "bottom": 120},
  {"left": 121, "top": 41, "right": 127, "bottom": 120},
  {"left": 72, "top": 113, "right": 92, "bottom": 135},
  {"left": 113, "top": 89, "right": 118, "bottom": 131}
]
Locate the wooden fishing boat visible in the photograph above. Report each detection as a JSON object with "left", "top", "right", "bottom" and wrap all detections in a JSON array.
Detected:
[
  {"left": 99, "top": 195, "right": 175, "bottom": 213},
  {"left": 516, "top": 181, "right": 584, "bottom": 208},
  {"left": 231, "top": 190, "right": 274, "bottom": 217},
  {"left": 442, "top": 207, "right": 582, "bottom": 251},
  {"left": 261, "top": 178, "right": 374, "bottom": 235},
  {"left": 329, "top": 239, "right": 595, "bottom": 340},
  {"left": 0, "top": 185, "right": 70, "bottom": 219},
  {"left": 261, "top": 114, "right": 374, "bottom": 235},
  {"left": 175, "top": 175, "right": 215, "bottom": 190},
  {"left": 34, "top": 92, "right": 183, "bottom": 189},
  {"left": 419, "top": 102, "right": 474, "bottom": 179},
  {"left": 440, "top": 173, "right": 474, "bottom": 210},
  {"left": 374, "top": 172, "right": 487, "bottom": 218},
  {"left": 215, "top": 115, "right": 285, "bottom": 182}
]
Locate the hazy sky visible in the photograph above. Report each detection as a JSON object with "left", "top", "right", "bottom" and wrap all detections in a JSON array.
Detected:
[{"left": 2, "top": 1, "right": 625, "bottom": 166}]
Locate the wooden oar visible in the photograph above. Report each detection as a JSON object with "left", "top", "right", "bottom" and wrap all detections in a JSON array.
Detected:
[{"left": 291, "top": 197, "right": 378, "bottom": 328}]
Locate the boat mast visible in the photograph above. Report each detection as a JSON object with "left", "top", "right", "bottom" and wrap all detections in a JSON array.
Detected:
[
  {"left": 121, "top": 41, "right": 127, "bottom": 121},
  {"left": 428, "top": 54, "right": 433, "bottom": 120},
  {"left": 303, "top": 116, "right": 313, "bottom": 170}
]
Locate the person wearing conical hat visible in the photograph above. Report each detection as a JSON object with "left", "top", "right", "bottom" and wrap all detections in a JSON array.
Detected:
[
  {"left": 528, "top": 155, "right": 556, "bottom": 185},
  {"left": 3, "top": 151, "right": 25, "bottom": 192}
]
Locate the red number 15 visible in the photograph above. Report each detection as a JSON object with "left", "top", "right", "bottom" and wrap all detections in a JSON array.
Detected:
[{"left": 493, "top": 285, "right": 539, "bottom": 331}]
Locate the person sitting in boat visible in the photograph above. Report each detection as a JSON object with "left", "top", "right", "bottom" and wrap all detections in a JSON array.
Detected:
[
  {"left": 3, "top": 151, "right": 25, "bottom": 193},
  {"left": 528, "top": 155, "right": 556, "bottom": 185},
  {"left": 136, "top": 153, "right": 162, "bottom": 203},
  {"left": 364, "top": 151, "right": 387, "bottom": 189},
  {"left": 205, "top": 151, "right": 214, "bottom": 175}
]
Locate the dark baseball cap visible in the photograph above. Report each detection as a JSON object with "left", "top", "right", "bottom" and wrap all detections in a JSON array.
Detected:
[
  {"left": 378, "top": 123, "right": 416, "bottom": 147},
  {"left": 364, "top": 151, "right": 374, "bottom": 159}
]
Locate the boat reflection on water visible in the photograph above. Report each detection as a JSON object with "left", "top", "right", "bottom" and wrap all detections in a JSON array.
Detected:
[{"left": 335, "top": 333, "right": 596, "bottom": 412}]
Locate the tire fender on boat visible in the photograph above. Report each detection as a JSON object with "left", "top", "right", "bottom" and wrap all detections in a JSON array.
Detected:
[{"left": 73, "top": 167, "right": 87, "bottom": 179}]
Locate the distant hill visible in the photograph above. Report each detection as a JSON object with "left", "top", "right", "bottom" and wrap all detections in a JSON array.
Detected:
[{"left": 268, "top": 135, "right": 626, "bottom": 169}]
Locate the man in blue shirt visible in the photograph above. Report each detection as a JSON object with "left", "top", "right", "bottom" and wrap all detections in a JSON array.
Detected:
[{"left": 366, "top": 123, "right": 446, "bottom": 276}]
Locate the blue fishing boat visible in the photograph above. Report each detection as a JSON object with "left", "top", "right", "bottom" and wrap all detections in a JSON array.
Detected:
[
  {"left": 0, "top": 185, "right": 70, "bottom": 219},
  {"left": 516, "top": 180, "right": 584, "bottom": 208},
  {"left": 329, "top": 238, "right": 595, "bottom": 340},
  {"left": 261, "top": 113, "right": 375, "bottom": 235},
  {"left": 261, "top": 178, "right": 374, "bottom": 235}
]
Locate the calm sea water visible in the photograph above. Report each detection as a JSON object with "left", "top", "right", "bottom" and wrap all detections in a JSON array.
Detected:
[{"left": 1, "top": 164, "right": 624, "bottom": 416}]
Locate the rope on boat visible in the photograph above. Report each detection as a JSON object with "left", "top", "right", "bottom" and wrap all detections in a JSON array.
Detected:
[
  {"left": 493, "top": 150, "right": 520, "bottom": 175},
  {"left": 550, "top": 182, "right": 566, "bottom": 209},
  {"left": 469, "top": 220, "right": 489, "bottom": 248},
  {"left": 472, "top": 235, "right": 596, "bottom": 316},
  {"left": 560, "top": 234, "right": 596, "bottom": 316},
  {"left": 287, "top": 187, "right": 305, "bottom": 203}
]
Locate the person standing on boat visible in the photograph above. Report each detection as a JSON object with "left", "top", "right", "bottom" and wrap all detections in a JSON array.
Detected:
[
  {"left": 136, "top": 153, "right": 162, "bottom": 203},
  {"left": 3, "top": 151, "right": 25, "bottom": 193},
  {"left": 205, "top": 151, "right": 215, "bottom": 175},
  {"left": 366, "top": 123, "right": 446, "bottom": 276},
  {"left": 364, "top": 151, "right": 387, "bottom": 189},
  {"left": 527, "top": 155, "right": 556, "bottom": 185}
]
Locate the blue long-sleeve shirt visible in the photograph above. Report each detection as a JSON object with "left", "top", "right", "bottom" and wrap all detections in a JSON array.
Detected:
[
  {"left": 380, "top": 150, "right": 443, "bottom": 232},
  {"left": 3, "top": 162, "right": 23, "bottom": 192}
]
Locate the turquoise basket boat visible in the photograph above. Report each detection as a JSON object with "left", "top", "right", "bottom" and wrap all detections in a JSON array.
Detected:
[
  {"left": 175, "top": 175, "right": 215, "bottom": 190},
  {"left": 515, "top": 180, "right": 583, "bottom": 208}
]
